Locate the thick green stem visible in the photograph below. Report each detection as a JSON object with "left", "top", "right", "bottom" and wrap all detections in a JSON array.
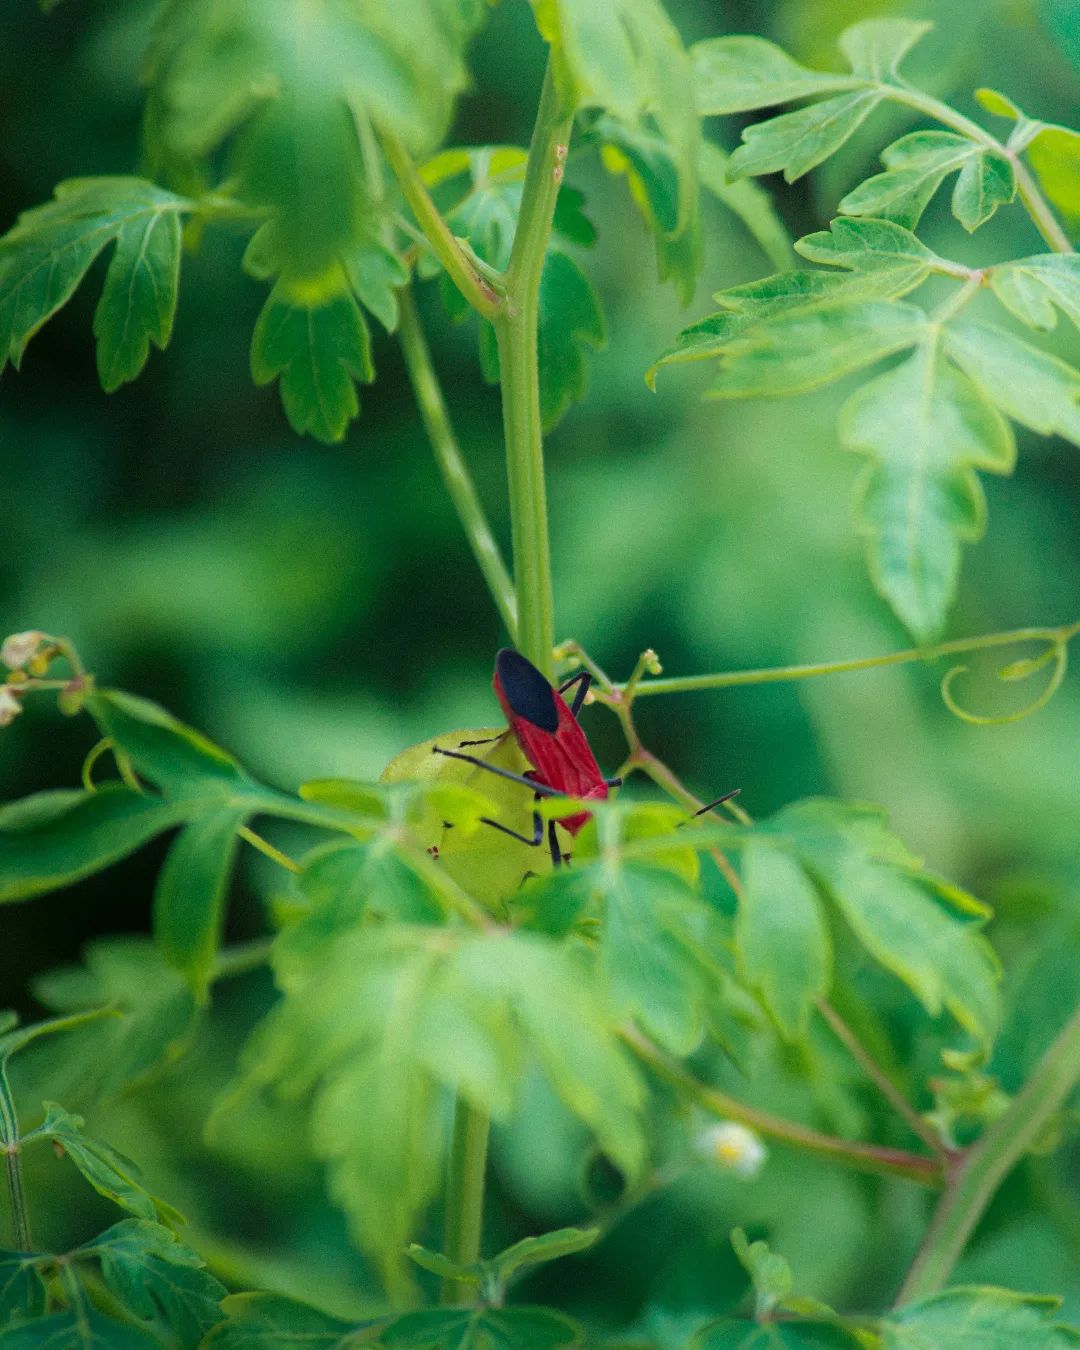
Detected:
[
  {"left": 398, "top": 287, "right": 517, "bottom": 639},
  {"left": 0, "top": 1067, "right": 31, "bottom": 1250},
  {"left": 496, "top": 60, "right": 572, "bottom": 674},
  {"left": 441, "top": 1099, "right": 490, "bottom": 1305},
  {"left": 624, "top": 1027, "right": 942, "bottom": 1188},
  {"left": 897, "top": 999, "right": 1080, "bottom": 1302}
]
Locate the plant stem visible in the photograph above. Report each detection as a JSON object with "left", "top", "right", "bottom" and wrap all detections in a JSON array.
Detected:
[
  {"left": 620, "top": 620, "right": 1080, "bottom": 698},
  {"left": 0, "top": 1066, "right": 31, "bottom": 1250},
  {"left": 441, "top": 1099, "right": 490, "bottom": 1305},
  {"left": 496, "top": 59, "right": 571, "bottom": 674},
  {"left": 380, "top": 130, "right": 502, "bottom": 320},
  {"left": 623, "top": 1026, "right": 942, "bottom": 1188},
  {"left": 815, "top": 997, "right": 945, "bottom": 1157},
  {"left": 397, "top": 287, "right": 518, "bottom": 638},
  {"left": 1012, "top": 160, "right": 1074, "bottom": 254},
  {"left": 897, "top": 998, "right": 1080, "bottom": 1302}
]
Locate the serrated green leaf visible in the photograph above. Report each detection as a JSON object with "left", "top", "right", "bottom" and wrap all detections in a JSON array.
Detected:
[
  {"left": 951, "top": 150, "right": 1016, "bottom": 231},
  {"left": 691, "top": 36, "right": 856, "bottom": 115},
  {"left": 78, "top": 1220, "right": 226, "bottom": 1348},
  {"left": 738, "top": 841, "right": 830, "bottom": 1040},
  {"left": 380, "top": 1305, "right": 583, "bottom": 1349},
  {"left": 693, "top": 1322, "right": 863, "bottom": 1349},
  {"left": 201, "top": 1292, "right": 365, "bottom": 1349},
  {"left": 840, "top": 337, "right": 1015, "bottom": 641},
  {"left": 531, "top": 0, "right": 698, "bottom": 232},
  {"left": 154, "top": 803, "right": 251, "bottom": 996},
  {"left": 883, "top": 1286, "right": 1080, "bottom": 1348},
  {"left": 0, "top": 1306, "right": 160, "bottom": 1349},
  {"left": 0, "top": 1253, "right": 48, "bottom": 1323},
  {"left": 0, "top": 177, "right": 188, "bottom": 380},
  {"left": 944, "top": 321, "right": 1080, "bottom": 445},
  {"left": 837, "top": 19, "right": 932, "bottom": 80},
  {"left": 706, "top": 300, "right": 925, "bottom": 399},
  {"left": 491, "top": 1226, "right": 600, "bottom": 1284},
  {"left": 33, "top": 938, "right": 199, "bottom": 1101},
  {"left": 795, "top": 216, "right": 946, "bottom": 288},
  {"left": 729, "top": 90, "right": 885, "bottom": 184},
  {"left": 0, "top": 786, "right": 189, "bottom": 904},
  {"left": 839, "top": 131, "right": 979, "bottom": 230},
  {"left": 341, "top": 236, "right": 408, "bottom": 332},
  {"left": 27, "top": 1103, "right": 184, "bottom": 1226},
  {"left": 989, "top": 255, "right": 1080, "bottom": 332},
  {"left": 730, "top": 1228, "right": 793, "bottom": 1315},
  {"left": 250, "top": 275, "right": 374, "bottom": 444}
]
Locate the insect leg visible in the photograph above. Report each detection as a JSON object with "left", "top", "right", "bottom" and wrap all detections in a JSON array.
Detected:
[
  {"left": 477, "top": 811, "right": 545, "bottom": 849},
  {"left": 547, "top": 819, "right": 564, "bottom": 867},
  {"left": 689, "top": 788, "right": 741, "bottom": 819},
  {"left": 432, "top": 745, "right": 566, "bottom": 798},
  {"left": 557, "top": 670, "right": 592, "bottom": 718},
  {"left": 455, "top": 734, "right": 505, "bottom": 749}
]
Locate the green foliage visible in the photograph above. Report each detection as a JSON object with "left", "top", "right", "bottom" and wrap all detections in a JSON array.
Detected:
[
  {"left": 202, "top": 1293, "right": 366, "bottom": 1348},
  {"left": 881, "top": 1286, "right": 1080, "bottom": 1347},
  {"left": 378, "top": 1305, "right": 583, "bottom": 1347}
]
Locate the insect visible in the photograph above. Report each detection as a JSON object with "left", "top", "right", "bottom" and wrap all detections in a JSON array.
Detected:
[{"left": 433, "top": 648, "right": 737, "bottom": 867}]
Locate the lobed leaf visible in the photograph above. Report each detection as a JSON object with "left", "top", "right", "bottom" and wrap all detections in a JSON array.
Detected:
[
  {"left": 840, "top": 337, "right": 1015, "bottom": 642},
  {"left": 202, "top": 1293, "right": 364, "bottom": 1348},
  {"left": 0, "top": 1253, "right": 48, "bottom": 1323},
  {"left": 0, "top": 1306, "right": 160, "bottom": 1348},
  {"left": 838, "top": 19, "right": 933, "bottom": 80},
  {"left": 882, "top": 1286, "right": 1080, "bottom": 1348},
  {"left": 379, "top": 1305, "right": 584, "bottom": 1349},
  {"left": 794, "top": 216, "right": 949, "bottom": 289},
  {"left": 975, "top": 88, "right": 1080, "bottom": 226},
  {"left": 727, "top": 89, "right": 885, "bottom": 185},
  {"left": 691, "top": 36, "right": 856, "bottom": 115},
  {"left": 989, "top": 255, "right": 1080, "bottom": 333},
  {"left": 0, "top": 177, "right": 187, "bottom": 383}
]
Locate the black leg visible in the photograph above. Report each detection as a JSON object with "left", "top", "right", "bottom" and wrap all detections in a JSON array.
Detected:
[
  {"left": 689, "top": 788, "right": 741, "bottom": 819},
  {"left": 547, "top": 819, "right": 563, "bottom": 867},
  {"left": 557, "top": 670, "right": 592, "bottom": 718},
  {"left": 455, "top": 734, "right": 505, "bottom": 749},
  {"left": 477, "top": 810, "right": 544, "bottom": 849},
  {"left": 605, "top": 776, "right": 623, "bottom": 789},
  {"left": 432, "top": 745, "right": 567, "bottom": 799}
]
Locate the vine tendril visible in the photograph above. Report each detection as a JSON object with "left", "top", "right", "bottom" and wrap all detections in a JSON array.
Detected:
[{"left": 940, "top": 641, "right": 1069, "bottom": 727}]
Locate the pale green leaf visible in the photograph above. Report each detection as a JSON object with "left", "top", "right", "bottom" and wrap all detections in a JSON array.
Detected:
[
  {"left": 250, "top": 276, "right": 374, "bottom": 444},
  {"left": 837, "top": 19, "right": 932, "bottom": 80},
  {"left": 691, "top": 36, "right": 856, "bottom": 114},
  {"left": 203, "top": 1293, "right": 366, "bottom": 1349},
  {"left": 380, "top": 1305, "right": 583, "bottom": 1349},
  {"left": 153, "top": 803, "right": 251, "bottom": 996},
  {"left": 975, "top": 87, "right": 1024, "bottom": 120},
  {"left": 1027, "top": 125, "right": 1080, "bottom": 226},
  {"left": 341, "top": 235, "right": 408, "bottom": 332},
  {"left": 944, "top": 321, "right": 1080, "bottom": 445},
  {"left": 795, "top": 216, "right": 946, "bottom": 288},
  {"left": 951, "top": 149, "right": 1016, "bottom": 231},
  {"left": 730, "top": 1228, "right": 794, "bottom": 1314},
  {"left": 840, "top": 338, "right": 1015, "bottom": 641},
  {"left": 882, "top": 1286, "right": 1080, "bottom": 1348},
  {"left": 989, "top": 255, "right": 1080, "bottom": 333},
  {"left": 491, "top": 1226, "right": 600, "bottom": 1284},
  {"left": 728, "top": 90, "right": 885, "bottom": 184},
  {"left": 531, "top": 0, "right": 698, "bottom": 231},
  {"left": 0, "top": 787, "right": 189, "bottom": 904},
  {"left": 839, "top": 131, "right": 979, "bottom": 229},
  {"left": 0, "top": 177, "right": 187, "bottom": 380},
  {"left": 27, "top": 1103, "right": 184, "bottom": 1226},
  {"left": 80, "top": 1220, "right": 226, "bottom": 1348},
  {"left": 739, "top": 841, "right": 830, "bottom": 1040}
]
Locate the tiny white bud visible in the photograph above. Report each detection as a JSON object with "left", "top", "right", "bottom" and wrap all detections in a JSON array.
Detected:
[
  {"left": 0, "top": 687, "right": 24, "bottom": 727},
  {"left": 696, "top": 1122, "right": 767, "bottom": 1179},
  {"left": 1, "top": 631, "right": 44, "bottom": 671}
]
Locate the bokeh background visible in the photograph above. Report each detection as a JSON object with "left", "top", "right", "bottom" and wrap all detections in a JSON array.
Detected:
[{"left": 1, "top": 0, "right": 1078, "bottom": 1337}]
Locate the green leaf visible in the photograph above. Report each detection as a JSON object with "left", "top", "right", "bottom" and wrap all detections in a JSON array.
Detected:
[
  {"left": 406, "top": 1245, "right": 482, "bottom": 1285},
  {"left": 1026, "top": 125, "right": 1080, "bottom": 227},
  {"left": 0, "top": 1253, "right": 47, "bottom": 1322},
  {"left": 531, "top": 0, "right": 698, "bottom": 231},
  {"left": 691, "top": 37, "right": 856, "bottom": 115},
  {"left": 738, "top": 842, "right": 830, "bottom": 1041},
  {"left": 0, "top": 786, "right": 189, "bottom": 904},
  {"left": 341, "top": 236, "right": 409, "bottom": 333},
  {"left": 490, "top": 1226, "right": 600, "bottom": 1284},
  {"left": 79, "top": 1220, "right": 226, "bottom": 1348},
  {"left": 840, "top": 337, "right": 1015, "bottom": 642},
  {"left": 989, "top": 255, "right": 1080, "bottom": 333},
  {"left": 27, "top": 1103, "right": 184, "bottom": 1226},
  {"left": 730, "top": 1228, "right": 793, "bottom": 1315},
  {"left": 202, "top": 1293, "right": 365, "bottom": 1349},
  {"left": 838, "top": 19, "right": 932, "bottom": 79},
  {"left": 764, "top": 800, "right": 1000, "bottom": 1050},
  {"left": 794, "top": 216, "right": 947, "bottom": 290},
  {"left": 704, "top": 300, "right": 925, "bottom": 399},
  {"left": 0, "top": 178, "right": 187, "bottom": 381},
  {"left": 154, "top": 803, "right": 251, "bottom": 996},
  {"left": 250, "top": 275, "right": 374, "bottom": 445},
  {"left": 951, "top": 150, "right": 1016, "bottom": 231},
  {"left": 882, "top": 1286, "right": 1080, "bottom": 1348},
  {"left": 0, "top": 1307, "right": 160, "bottom": 1349},
  {"left": 839, "top": 131, "right": 989, "bottom": 230},
  {"left": 944, "top": 321, "right": 1080, "bottom": 446},
  {"left": 694, "top": 1322, "right": 863, "bottom": 1349},
  {"left": 33, "top": 938, "right": 198, "bottom": 1102},
  {"left": 728, "top": 90, "right": 885, "bottom": 184},
  {"left": 380, "top": 1305, "right": 583, "bottom": 1349}
]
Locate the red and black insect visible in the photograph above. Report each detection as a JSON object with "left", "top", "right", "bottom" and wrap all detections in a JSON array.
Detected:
[{"left": 434, "top": 648, "right": 737, "bottom": 867}]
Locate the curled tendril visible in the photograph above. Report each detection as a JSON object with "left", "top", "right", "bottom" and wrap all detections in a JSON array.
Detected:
[
  {"left": 940, "top": 640, "right": 1069, "bottom": 726},
  {"left": 80, "top": 735, "right": 141, "bottom": 792}
]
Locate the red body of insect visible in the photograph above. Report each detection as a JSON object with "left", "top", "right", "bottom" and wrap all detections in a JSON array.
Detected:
[{"left": 492, "top": 648, "right": 608, "bottom": 835}]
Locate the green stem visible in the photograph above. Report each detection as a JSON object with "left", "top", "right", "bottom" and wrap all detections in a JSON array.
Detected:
[
  {"left": 380, "top": 130, "right": 502, "bottom": 320},
  {"left": 496, "top": 58, "right": 572, "bottom": 673},
  {"left": 623, "top": 1027, "right": 942, "bottom": 1188},
  {"left": 0, "top": 1066, "right": 31, "bottom": 1251},
  {"left": 897, "top": 999, "right": 1080, "bottom": 1302},
  {"left": 398, "top": 287, "right": 517, "bottom": 638},
  {"left": 620, "top": 620, "right": 1080, "bottom": 698},
  {"left": 441, "top": 1099, "right": 490, "bottom": 1305}
]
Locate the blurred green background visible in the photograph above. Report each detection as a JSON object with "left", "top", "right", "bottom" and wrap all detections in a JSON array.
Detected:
[{"left": 1, "top": 0, "right": 1079, "bottom": 1338}]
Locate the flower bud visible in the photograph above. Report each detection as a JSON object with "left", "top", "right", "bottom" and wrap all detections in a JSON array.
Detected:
[
  {"left": 695, "top": 1121, "right": 767, "bottom": 1179},
  {"left": 0, "top": 686, "right": 24, "bottom": 727},
  {"left": 1, "top": 631, "right": 44, "bottom": 671}
]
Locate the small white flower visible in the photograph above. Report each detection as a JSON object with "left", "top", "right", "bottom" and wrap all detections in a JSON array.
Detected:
[
  {"left": 0, "top": 687, "right": 24, "bottom": 727},
  {"left": 1, "top": 631, "right": 44, "bottom": 670},
  {"left": 696, "top": 1121, "right": 768, "bottom": 1180}
]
